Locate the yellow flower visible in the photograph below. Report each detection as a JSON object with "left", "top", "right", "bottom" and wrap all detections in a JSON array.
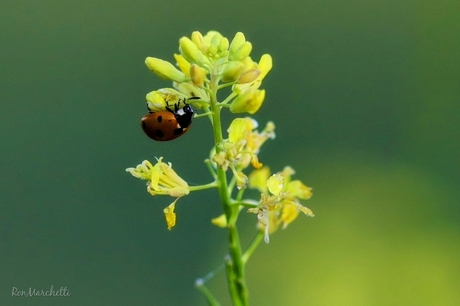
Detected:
[
  {"left": 212, "top": 118, "right": 275, "bottom": 173},
  {"left": 230, "top": 89, "right": 266, "bottom": 114},
  {"left": 127, "top": 158, "right": 191, "bottom": 230},
  {"left": 247, "top": 166, "right": 313, "bottom": 243},
  {"left": 126, "top": 158, "right": 190, "bottom": 197}
]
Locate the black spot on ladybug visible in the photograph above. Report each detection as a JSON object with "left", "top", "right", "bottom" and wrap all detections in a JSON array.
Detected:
[
  {"left": 157, "top": 116, "right": 163, "bottom": 123},
  {"left": 173, "top": 128, "right": 184, "bottom": 136},
  {"left": 155, "top": 129, "right": 164, "bottom": 138}
]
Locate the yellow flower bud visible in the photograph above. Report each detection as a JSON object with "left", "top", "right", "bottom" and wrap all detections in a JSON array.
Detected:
[
  {"left": 163, "top": 201, "right": 177, "bottom": 230},
  {"left": 210, "top": 32, "right": 223, "bottom": 48},
  {"left": 229, "top": 32, "right": 246, "bottom": 60},
  {"left": 191, "top": 31, "right": 204, "bottom": 51},
  {"left": 190, "top": 64, "right": 205, "bottom": 87},
  {"left": 179, "top": 37, "right": 203, "bottom": 63},
  {"left": 211, "top": 214, "right": 228, "bottom": 228},
  {"left": 233, "top": 170, "right": 248, "bottom": 190},
  {"left": 145, "top": 57, "right": 187, "bottom": 83},
  {"left": 174, "top": 54, "right": 191, "bottom": 77},
  {"left": 221, "top": 61, "right": 245, "bottom": 82},
  {"left": 232, "top": 41, "right": 252, "bottom": 61},
  {"left": 237, "top": 69, "right": 261, "bottom": 84},
  {"left": 219, "top": 37, "right": 229, "bottom": 54},
  {"left": 230, "top": 89, "right": 265, "bottom": 114}
]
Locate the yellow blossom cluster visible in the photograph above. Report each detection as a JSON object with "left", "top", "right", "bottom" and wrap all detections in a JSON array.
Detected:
[
  {"left": 248, "top": 166, "right": 314, "bottom": 243},
  {"left": 144, "top": 30, "right": 272, "bottom": 114},
  {"left": 211, "top": 118, "right": 275, "bottom": 189}
]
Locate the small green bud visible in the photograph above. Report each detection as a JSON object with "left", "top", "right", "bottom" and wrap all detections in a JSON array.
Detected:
[
  {"left": 145, "top": 57, "right": 186, "bottom": 83},
  {"left": 219, "top": 37, "right": 229, "bottom": 54},
  {"left": 208, "top": 44, "right": 218, "bottom": 56},
  {"left": 210, "top": 32, "right": 223, "bottom": 48},
  {"left": 221, "top": 61, "right": 245, "bottom": 82}
]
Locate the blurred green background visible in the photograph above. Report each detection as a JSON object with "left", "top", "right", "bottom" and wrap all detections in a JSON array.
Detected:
[{"left": 1, "top": 0, "right": 459, "bottom": 305}]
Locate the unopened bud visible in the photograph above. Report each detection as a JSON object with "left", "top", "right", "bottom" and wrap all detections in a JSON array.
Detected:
[{"left": 145, "top": 57, "right": 187, "bottom": 83}]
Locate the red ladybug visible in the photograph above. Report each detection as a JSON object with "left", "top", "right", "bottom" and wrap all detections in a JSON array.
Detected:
[{"left": 141, "top": 99, "right": 195, "bottom": 141}]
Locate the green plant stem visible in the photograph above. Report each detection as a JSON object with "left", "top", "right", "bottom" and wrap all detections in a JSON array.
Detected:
[
  {"left": 195, "top": 281, "right": 222, "bottom": 306},
  {"left": 242, "top": 232, "right": 264, "bottom": 264},
  {"left": 210, "top": 77, "right": 249, "bottom": 306},
  {"left": 188, "top": 181, "right": 218, "bottom": 192}
]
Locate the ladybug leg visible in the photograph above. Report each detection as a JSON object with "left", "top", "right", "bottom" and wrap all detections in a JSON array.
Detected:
[
  {"left": 174, "top": 101, "right": 180, "bottom": 113},
  {"left": 165, "top": 101, "right": 174, "bottom": 114},
  {"left": 147, "top": 105, "right": 154, "bottom": 114}
]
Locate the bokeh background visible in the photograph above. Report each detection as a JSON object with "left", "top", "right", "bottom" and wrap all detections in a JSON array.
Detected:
[{"left": 1, "top": 0, "right": 459, "bottom": 305}]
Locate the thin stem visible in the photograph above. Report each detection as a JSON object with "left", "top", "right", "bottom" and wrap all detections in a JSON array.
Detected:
[
  {"left": 210, "top": 75, "right": 249, "bottom": 306},
  {"left": 195, "top": 111, "right": 213, "bottom": 118},
  {"left": 188, "top": 181, "right": 218, "bottom": 192},
  {"left": 230, "top": 200, "right": 258, "bottom": 208},
  {"left": 225, "top": 256, "right": 241, "bottom": 306},
  {"left": 236, "top": 188, "right": 245, "bottom": 201},
  {"left": 216, "top": 81, "right": 236, "bottom": 91},
  {"left": 221, "top": 91, "right": 237, "bottom": 104},
  {"left": 242, "top": 232, "right": 264, "bottom": 264},
  {"left": 204, "top": 159, "right": 217, "bottom": 179},
  {"left": 196, "top": 280, "right": 222, "bottom": 306}
]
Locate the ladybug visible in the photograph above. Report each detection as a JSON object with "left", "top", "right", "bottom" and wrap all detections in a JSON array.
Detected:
[{"left": 141, "top": 98, "right": 195, "bottom": 141}]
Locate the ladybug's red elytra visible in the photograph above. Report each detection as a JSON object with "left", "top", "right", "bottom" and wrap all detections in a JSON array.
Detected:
[{"left": 141, "top": 98, "right": 197, "bottom": 141}]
